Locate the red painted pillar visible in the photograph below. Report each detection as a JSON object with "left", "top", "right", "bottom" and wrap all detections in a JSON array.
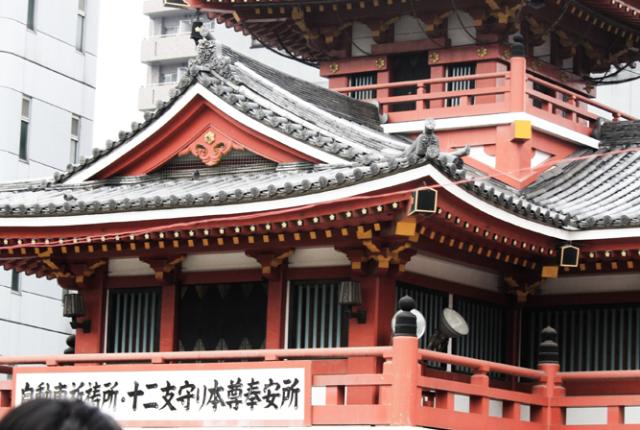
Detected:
[
  {"left": 347, "top": 274, "right": 396, "bottom": 404},
  {"left": 388, "top": 298, "right": 420, "bottom": 426},
  {"left": 509, "top": 38, "right": 528, "bottom": 112},
  {"left": 265, "top": 264, "right": 287, "bottom": 349},
  {"left": 75, "top": 269, "right": 106, "bottom": 353},
  {"left": 159, "top": 283, "right": 177, "bottom": 352}
]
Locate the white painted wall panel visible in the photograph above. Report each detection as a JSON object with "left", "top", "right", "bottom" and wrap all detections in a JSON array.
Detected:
[{"left": 405, "top": 253, "right": 500, "bottom": 291}]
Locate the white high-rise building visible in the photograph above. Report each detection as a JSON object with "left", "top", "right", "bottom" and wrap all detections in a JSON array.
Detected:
[
  {"left": 0, "top": 0, "right": 99, "bottom": 355},
  {"left": 139, "top": 0, "right": 322, "bottom": 111}
]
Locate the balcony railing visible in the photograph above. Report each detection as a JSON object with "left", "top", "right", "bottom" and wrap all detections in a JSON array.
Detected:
[
  {"left": 2, "top": 332, "right": 640, "bottom": 428},
  {"left": 332, "top": 56, "right": 636, "bottom": 135}
]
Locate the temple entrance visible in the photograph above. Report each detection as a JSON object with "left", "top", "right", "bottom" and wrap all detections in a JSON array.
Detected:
[{"left": 178, "top": 282, "right": 267, "bottom": 351}]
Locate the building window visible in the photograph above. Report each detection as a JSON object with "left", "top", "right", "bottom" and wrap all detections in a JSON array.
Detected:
[
  {"left": 288, "top": 280, "right": 347, "bottom": 349},
  {"left": 76, "top": 0, "right": 85, "bottom": 51},
  {"left": 19, "top": 96, "right": 31, "bottom": 161},
  {"left": 349, "top": 72, "right": 377, "bottom": 100},
  {"left": 445, "top": 62, "right": 476, "bottom": 107},
  {"left": 178, "top": 283, "right": 267, "bottom": 351},
  {"left": 10, "top": 270, "right": 20, "bottom": 294},
  {"left": 106, "top": 288, "right": 161, "bottom": 353},
  {"left": 70, "top": 115, "right": 80, "bottom": 163},
  {"left": 26, "top": 0, "right": 35, "bottom": 30}
]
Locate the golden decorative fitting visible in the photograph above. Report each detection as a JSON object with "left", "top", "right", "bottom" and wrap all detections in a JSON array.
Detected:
[
  {"left": 477, "top": 47, "right": 488, "bottom": 58},
  {"left": 428, "top": 52, "right": 440, "bottom": 64},
  {"left": 375, "top": 57, "right": 385, "bottom": 69},
  {"left": 179, "top": 130, "right": 245, "bottom": 167},
  {"left": 329, "top": 63, "right": 340, "bottom": 73}
]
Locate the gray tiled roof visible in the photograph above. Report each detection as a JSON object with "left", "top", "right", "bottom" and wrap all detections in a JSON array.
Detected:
[
  {"left": 54, "top": 35, "right": 406, "bottom": 184},
  {"left": 465, "top": 121, "right": 640, "bottom": 230},
  {"left": 0, "top": 143, "right": 464, "bottom": 218}
]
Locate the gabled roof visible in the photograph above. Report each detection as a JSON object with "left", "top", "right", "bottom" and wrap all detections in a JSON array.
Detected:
[
  {"left": 0, "top": 131, "right": 463, "bottom": 222},
  {"left": 56, "top": 36, "right": 405, "bottom": 184}
]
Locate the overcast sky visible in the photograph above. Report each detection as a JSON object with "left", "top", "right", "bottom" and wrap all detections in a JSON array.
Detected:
[{"left": 93, "top": 0, "right": 148, "bottom": 149}]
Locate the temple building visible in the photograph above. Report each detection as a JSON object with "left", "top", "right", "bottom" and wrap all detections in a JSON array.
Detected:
[{"left": 1, "top": 0, "right": 640, "bottom": 429}]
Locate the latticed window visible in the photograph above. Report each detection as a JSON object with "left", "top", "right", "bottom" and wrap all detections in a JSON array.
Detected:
[
  {"left": 452, "top": 296, "right": 506, "bottom": 371},
  {"left": 445, "top": 62, "right": 476, "bottom": 107},
  {"left": 106, "top": 288, "right": 161, "bottom": 353},
  {"left": 522, "top": 304, "right": 640, "bottom": 371},
  {"left": 288, "top": 280, "right": 347, "bottom": 349},
  {"left": 348, "top": 72, "right": 377, "bottom": 100}
]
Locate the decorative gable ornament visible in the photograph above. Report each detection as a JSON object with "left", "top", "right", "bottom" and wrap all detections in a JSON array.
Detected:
[{"left": 178, "top": 131, "right": 245, "bottom": 166}]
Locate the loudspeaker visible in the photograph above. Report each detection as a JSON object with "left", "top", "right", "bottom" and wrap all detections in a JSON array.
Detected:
[
  {"left": 559, "top": 244, "right": 580, "bottom": 267},
  {"left": 408, "top": 187, "right": 438, "bottom": 215}
]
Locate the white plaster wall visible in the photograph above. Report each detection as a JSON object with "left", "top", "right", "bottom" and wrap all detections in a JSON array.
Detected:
[
  {"left": 405, "top": 253, "right": 501, "bottom": 291},
  {"left": 541, "top": 272, "right": 640, "bottom": 295},
  {"left": 394, "top": 15, "right": 427, "bottom": 43},
  {"left": 0, "top": 0, "right": 98, "bottom": 355},
  {"left": 351, "top": 22, "right": 374, "bottom": 57},
  {"left": 288, "top": 247, "right": 350, "bottom": 268},
  {"left": 447, "top": 10, "right": 476, "bottom": 47},
  {"left": 0, "top": 272, "right": 70, "bottom": 356},
  {"left": 596, "top": 77, "right": 640, "bottom": 118}
]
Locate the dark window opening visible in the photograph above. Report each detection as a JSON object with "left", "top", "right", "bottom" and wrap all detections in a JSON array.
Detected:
[
  {"left": 288, "top": 280, "right": 346, "bottom": 349},
  {"left": 19, "top": 121, "right": 29, "bottom": 161},
  {"left": 349, "top": 72, "right": 377, "bottom": 100},
  {"left": 27, "top": 0, "right": 35, "bottom": 30},
  {"left": 389, "top": 51, "right": 429, "bottom": 112},
  {"left": 106, "top": 288, "right": 161, "bottom": 353},
  {"left": 178, "top": 282, "right": 267, "bottom": 351},
  {"left": 10, "top": 270, "right": 20, "bottom": 293}
]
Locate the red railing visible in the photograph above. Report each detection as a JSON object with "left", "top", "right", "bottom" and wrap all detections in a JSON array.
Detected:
[
  {"left": 332, "top": 56, "right": 636, "bottom": 134},
  {"left": 3, "top": 341, "right": 640, "bottom": 428}
]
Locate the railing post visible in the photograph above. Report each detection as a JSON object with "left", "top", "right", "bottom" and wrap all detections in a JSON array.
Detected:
[
  {"left": 470, "top": 365, "right": 490, "bottom": 415},
  {"left": 389, "top": 296, "right": 421, "bottom": 426},
  {"left": 532, "top": 326, "right": 565, "bottom": 429},
  {"left": 509, "top": 34, "right": 527, "bottom": 112}
]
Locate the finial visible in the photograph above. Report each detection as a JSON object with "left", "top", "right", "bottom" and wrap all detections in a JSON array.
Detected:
[
  {"left": 511, "top": 33, "right": 526, "bottom": 57},
  {"left": 538, "top": 326, "right": 560, "bottom": 364},
  {"left": 393, "top": 295, "right": 417, "bottom": 337}
]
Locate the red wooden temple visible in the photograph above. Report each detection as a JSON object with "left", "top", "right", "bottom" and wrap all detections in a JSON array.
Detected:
[{"left": 1, "top": 0, "right": 640, "bottom": 428}]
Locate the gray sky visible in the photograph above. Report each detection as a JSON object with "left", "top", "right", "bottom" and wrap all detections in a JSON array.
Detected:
[{"left": 93, "top": 0, "right": 148, "bottom": 149}]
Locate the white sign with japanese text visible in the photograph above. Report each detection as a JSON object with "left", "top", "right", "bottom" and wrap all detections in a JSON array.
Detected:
[{"left": 14, "top": 367, "right": 306, "bottom": 425}]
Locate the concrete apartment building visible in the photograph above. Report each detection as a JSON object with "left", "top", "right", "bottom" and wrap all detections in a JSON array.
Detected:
[
  {"left": 139, "top": 0, "right": 322, "bottom": 111},
  {"left": 0, "top": 0, "right": 99, "bottom": 355}
]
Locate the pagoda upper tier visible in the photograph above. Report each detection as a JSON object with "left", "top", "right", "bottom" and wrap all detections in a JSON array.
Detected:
[{"left": 187, "top": 0, "right": 640, "bottom": 74}]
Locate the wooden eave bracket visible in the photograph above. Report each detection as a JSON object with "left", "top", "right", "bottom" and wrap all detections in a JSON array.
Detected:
[
  {"left": 245, "top": 249, "right": 293, "bottom": 279},
  {"left": 337, "top": 239, "right": 417, "bottom": 276},
  {"left": 140, "top": 255, "right": 185, "bottom": 283},
  {"left": 503, "top": 274, "right": 542, "bottom": 304},
  {"left": 43, "top": 259, "right": 107, "bottom": 289}
]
